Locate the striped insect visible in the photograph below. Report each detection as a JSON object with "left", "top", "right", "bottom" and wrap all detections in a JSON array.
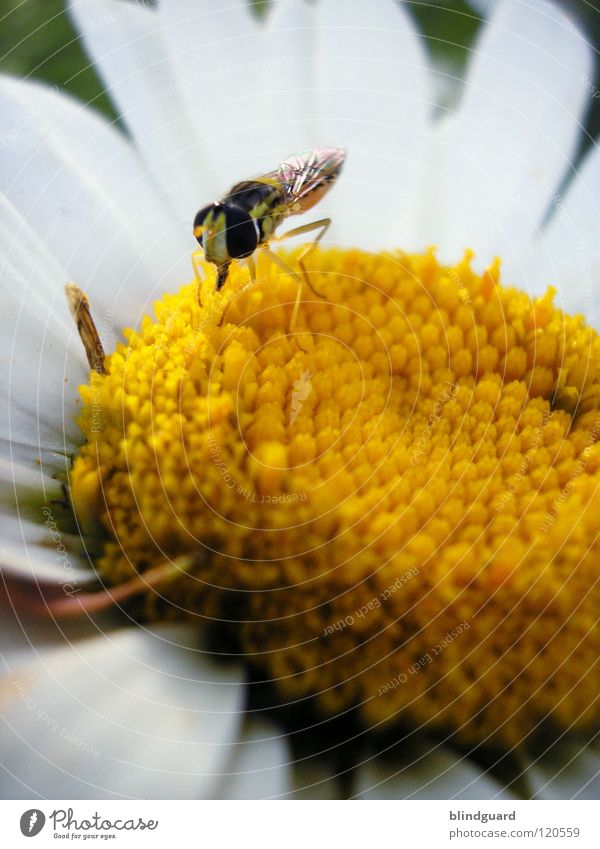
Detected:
[{"left": 192, "top": 147, "right": 346, "bottom": 326}]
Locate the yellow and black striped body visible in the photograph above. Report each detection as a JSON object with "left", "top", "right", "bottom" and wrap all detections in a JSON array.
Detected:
[
  {"left": 224, "top": 179, "right": 287, "bottom": 244},
  {"left": 193, "top": 147, "right": 346, "bottom": 290}
]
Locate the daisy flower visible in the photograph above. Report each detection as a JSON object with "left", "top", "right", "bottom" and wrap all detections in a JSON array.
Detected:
[{"left": 1, "top": 0, "right": 599, "bottom": 800}]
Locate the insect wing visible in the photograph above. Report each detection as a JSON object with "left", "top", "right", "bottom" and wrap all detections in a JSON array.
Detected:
[{"left": 259, "top": 148, "right": 346, "bottom": 214}]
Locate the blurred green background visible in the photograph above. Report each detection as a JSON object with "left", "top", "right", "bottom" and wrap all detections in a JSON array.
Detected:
[{"left": 1, "top": 0, "right": 599, "bottom": 156}]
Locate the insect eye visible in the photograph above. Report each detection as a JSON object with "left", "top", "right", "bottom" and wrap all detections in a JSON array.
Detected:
[
  {"left": 193, "top": 204, "right": 217, "bottom": 243},
  {"left": 223, "top": 204, "right": 258, "bottom": 259}
]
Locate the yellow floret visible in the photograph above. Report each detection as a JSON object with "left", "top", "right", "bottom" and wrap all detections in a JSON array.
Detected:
[{"left": 70, "top": 248, "right": 600, "bottom": 746}]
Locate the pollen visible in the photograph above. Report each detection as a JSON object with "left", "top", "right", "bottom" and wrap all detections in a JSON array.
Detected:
[{"left": 70, "top": 248, "right": 600, "bottom": 746}]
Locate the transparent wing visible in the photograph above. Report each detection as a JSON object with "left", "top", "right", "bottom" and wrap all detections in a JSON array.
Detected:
[{"left": 260, "top": 148, "right": 346, "bottom": 210}]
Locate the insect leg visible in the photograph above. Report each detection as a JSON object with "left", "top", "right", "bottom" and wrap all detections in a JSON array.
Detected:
[
  {"left": 260, "top": 246, "right": 307, "bottom": 333},
  {"left": 191, "top": 249, "right": 205, "bottom": 305},
  {"left": 272, "top": 217, "right": 331, "bottom": 298},
  {"left": 217, "top": 256, "right": 257, "bottom": 327},
  {"left": 246, "top": 254, "right": 257, "bottom": 286}
]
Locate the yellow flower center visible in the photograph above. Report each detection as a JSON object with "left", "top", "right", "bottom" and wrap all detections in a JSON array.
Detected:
[{"left": 70, "top": 247, "right": 600, "bottom": 746}]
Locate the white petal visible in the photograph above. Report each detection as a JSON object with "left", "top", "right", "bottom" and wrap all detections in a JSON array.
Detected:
[
  {"left": 0, "top": 511, "right": 91, "bottom": 587},
  {"left": 315, "top": 0, "right": 434, "bottom": 250},
  {"left": 68, "top": 0, "right": 207, "bottom": 223},
  {"left": 263, "top": 0, "right": 351, "bottom": 242},
  {"left": 0, "top": 193, "right": 88, "bottom": 464},
  {"left": 217, "top": 718, "right": 291, "bottom": 799},
  {"left": 354, "top": 739, "right": 515, "bottom": 799},
  {"left": 522, "top": 141, "right": 600, "bottom": 325},
  {"left": 0, "top": 456, "right": 93, "bottom": 587},
  {"left": 264, "top": 0, "right": 321, "bottom": 155},
  {"left": 428, "top": 0, "right": 592, "bottom": 275},
  {"left": 0, "top": 75, "right": 191, "bottom": 333},
  {"left": 525, "top": 739, "right": 600, "bottom": 800},
  {"left": 0, "top": 625, "right": 245, "bottom": 799},
  {"left": 0, "top": 458, "right": 62, "bottom": 509},
  {"left": 0, "top": 596, "right": 112, "bottom": 673},
  {"left": 0, "top": 296, "right": 83, "bottom": 456},
  {"left": 0, "top": 542, "right": 89, "bottom": 589},
  {"left": 470, "top": 0, "right": 499, "bottom": 17},
  {"left": 157, "top": 1, "right": 291, "bottom": 192},
  {"left": 0, "top": 436, "right": 73, "bottom": 475}
]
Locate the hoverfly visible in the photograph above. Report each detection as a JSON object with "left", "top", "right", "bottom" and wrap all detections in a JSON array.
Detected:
[{"left": 192, "top": 147, "right": 346, "bottom": 326}]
